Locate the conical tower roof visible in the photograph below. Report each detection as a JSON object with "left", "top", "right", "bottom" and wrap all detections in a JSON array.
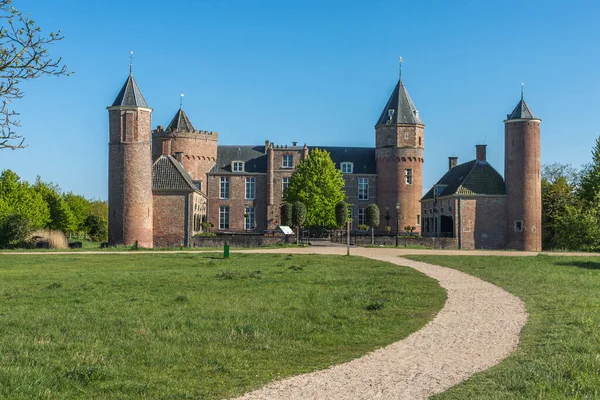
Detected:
[
  {"left": 506, "top": 98, "right": 538, "bottom": 120},
  {"left": 166, "top": 108, "right": 195, "bottom": 132},
  {"left": 112, "top": 74, "right": 148, "bottom": 107},
  {"left": 376, "top": 79, "right": 424, "bottom": 126}
]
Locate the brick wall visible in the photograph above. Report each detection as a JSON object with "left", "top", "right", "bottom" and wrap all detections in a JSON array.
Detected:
[
  {"left": 153, "top": 192, "right": 188, "bottom": 247},
  {"left": 505, "top": 120, "right": 542, "bottom": 251},
  {"left": 108, "top": 108, "right": 153, "bottom": 248},
  {"left": 191, "top": 235, "right": 286, "bottom": 248},
  {"left": 207, "top": 174, "right": 268, "bottom": 232}
]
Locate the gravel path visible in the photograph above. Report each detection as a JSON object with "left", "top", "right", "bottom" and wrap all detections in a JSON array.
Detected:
[{"left": 233, "top": 247, "right": 528, "bottom": 400}]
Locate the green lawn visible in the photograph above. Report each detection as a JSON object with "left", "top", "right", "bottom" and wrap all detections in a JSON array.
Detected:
[
  {"left": 407, "top": 255, "right": 600, "bottom": 399},
  {"left": 0, "top": 253, "right": 445, "bottom": 399}
]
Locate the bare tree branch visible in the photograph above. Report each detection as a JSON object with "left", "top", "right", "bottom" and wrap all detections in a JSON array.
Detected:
[{"left": 0, "top": 0, "right": 71, "bottom": 150}]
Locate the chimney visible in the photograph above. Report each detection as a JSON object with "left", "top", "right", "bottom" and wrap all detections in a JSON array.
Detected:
[
  {"left": 292, "top": 141, "right": 297, "bottom": 146},
  {"left": 448, "top": 157, "right": 458, "bottom": 170},
  {"left": 174, "top": 152, "right": 184, "bottom": 163},
  {"left": 161, "top": 138, "right": 172, "bottom": 156},
  {"left": 264, "top": 140, "right": 270, "bottom": 153},
  {"left": 476, "top": 144, "right": 487, "bottom": 162},
  {"left": 157, "top": 125, "right": 164, "bottom": 132}
]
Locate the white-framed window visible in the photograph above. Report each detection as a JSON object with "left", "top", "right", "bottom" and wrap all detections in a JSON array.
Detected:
[
  {"left": 245, "top": 177, "right": 255, "bottom": 200},
  {"left": 358, "top": 208, "right": 366, "bottom": 226},
  {"left": 358, "top": 177, "right": 369, "bottom": 200},
  {"left": 404, "top": 130, "right": 409, "bottom": 140},
  {"left": 405, "top": 169, "right": 413, "bottom": 185},
  {"left": 341, "top": 162, "right": 353, "bottom": 174},
  {"left": 416, "top": 214, "right": 421, "bottom": 225},
  {"left": 514, "top": 220, "right": 523, "bottom": 232},
  {"left": 219, "top": 177, "right": 230, "bottom": 199},
  {"left": 282, "top": 177, "right": 290, "bottom": 193},
  {"left": 245, "top": 206, "right": 255, "bottom": 231},
  {"left": 282, "top": 154, "right": 293, "bottom": 168},
  {"left": 232, "top": 161, "right": 244, "bottom": 172},
  {"left": 219, "top": 206, "right": 230, "bottom": 230}
]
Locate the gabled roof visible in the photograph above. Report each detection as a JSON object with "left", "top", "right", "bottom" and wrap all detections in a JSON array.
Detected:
[
  {"left": 166, "top": 108, "right": 195, "bottom": 132},
  {"left": 112, "top": 74, "right": 148, "bottom": 108},
  {"left": 506, "top": 98, "right": 538, "bottom": 120},
  {"left": 376, "top": 79, "right": 424, "bottom": 126},
  {"left": 422, "top": 160, "right": 506, "bottom": 200},
  {"left": 152, "top": 155, "right": 198, "bottom": 191},
  {"left": 211, "top": 146, "right": 268, "bottom": 174},
  {"left": 313, "top": 146, "right": 376, "bottom": 174}
]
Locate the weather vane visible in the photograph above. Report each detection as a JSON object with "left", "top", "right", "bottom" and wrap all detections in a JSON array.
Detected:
[
  {"left": 180, "top": 93, "right": 184, "bottom": 108},
  {"left": 521, "top": 82, "right": 524, "bottom": 100},
  {"left": 129, "top": 50, "right": 134, "bottom": 74},
  {"left": 399, "top": 55, "right": 404, "bottom": 80}
]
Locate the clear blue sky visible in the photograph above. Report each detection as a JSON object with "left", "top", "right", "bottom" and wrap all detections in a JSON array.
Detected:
[{"left": 2, "top": 0, "right": 599, "bottom": 200}]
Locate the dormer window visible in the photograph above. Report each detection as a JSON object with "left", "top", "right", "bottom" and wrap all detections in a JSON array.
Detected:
[
  {"left": 341, "top": 162, "right": 353, "bottom": 174},
  {"left": 232, "top": 161, "right": 244, "bottom": 172}
]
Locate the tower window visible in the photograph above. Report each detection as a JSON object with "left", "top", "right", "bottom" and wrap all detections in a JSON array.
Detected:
[
  {"left": 245, "top": 177, "right": 255, "bottom": 200},
  {"left": 418, "top": 137, "right": 422, "bottom": 146},
  {"left": 416, "top": 214, "right": 421, "bottom": 225},
  {"left": 358, "top": 177, "right": 369, "bottom": 200},
  {"left": 358, "top": 208, "right": 366, "bottom": 226},
  {"left": 245, "top": 206, "right": 255, "bottom": 231},
  {"left": 219, "top": 177, "right": 230, "bottom": 199},
  {"left": 219, "top": 206, "right": 230, "bottom": 230},
  {"left": 341, "top": 162, "right": 353, "bottom": 174},
  {"left": 386, "top": 136, "right": 393, "bottom": 146},
  {"left": 232, "top": 161, "right": 244, "bottom": 172},
  {"left": 405, "top": 169, "right": 413, "bottom": 184},
  {"left": 282, "top": 177, "right": 290, "bottom": 193},
  {"left": 282, "top": 154, "right": 294, "bottom": 168},
  {"left": 404, "top": 130, "right": 409, "bottom": 140},
  {"left": 514, "top": 220, "right": 523, "bottom": 232}
]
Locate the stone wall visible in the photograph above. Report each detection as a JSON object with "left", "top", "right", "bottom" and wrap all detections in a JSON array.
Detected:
[{"left": 191, "top": 234, "right": 286, "bottom": 248}]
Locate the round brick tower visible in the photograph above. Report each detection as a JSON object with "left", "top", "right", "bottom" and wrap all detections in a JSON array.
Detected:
[
  {"left": 504, "top": 93, "right": 541, "bottom": 251},
  {"left": 107, "top": 73, "right": 153, "bottom": 248},
  {"left": 375, "top": 78, "right": 425, "bottom": 234},
  {"left": 151, "top": 108, "right": 218, "bottom": 195}
]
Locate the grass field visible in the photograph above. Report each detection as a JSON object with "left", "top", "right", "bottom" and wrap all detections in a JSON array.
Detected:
[
  {"left": 0, "top": 253, "right": 445, "bottom": 399},
  {"left": 408, "top": 254, "right": 600, "bottom": 399}
]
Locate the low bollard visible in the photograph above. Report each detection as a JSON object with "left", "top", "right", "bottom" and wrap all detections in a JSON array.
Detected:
[{"left": 224, "top": 242, "right": 230, "bottom": 258}]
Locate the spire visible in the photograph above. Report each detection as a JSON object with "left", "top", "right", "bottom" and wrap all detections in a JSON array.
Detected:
[
  {"left": 505, "top": 85, "right": 539, "bottom": 121},
  {"left": 111, "top": 75, "right": 148, "bottom": 108},
  {"left": 166, "top": 108, "right": 195, "bottom": 133},
  {"left": 376, "top": 79, "right": 424, "bottom": 126}
]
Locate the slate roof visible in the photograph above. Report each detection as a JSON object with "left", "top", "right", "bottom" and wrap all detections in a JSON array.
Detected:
[
  {"left": 211, "top": 146, "right": 268, "bottom": 174},
  {"left": 112, "top": 74, "right": 148, "bottom": 108},
  {"left": 166, "top": 108, "right": 195, "bottom": 132},
  {"left": 152, "top": 155, "right": 197, "bottom": 191},
  {"left": 210, "top": 145, "right": 377, "bottom": 175},
  {"left": 422, "top": 159, "right": 506, "bottom": 200},
  {"left": 506, "top": 98, "right": 538, "bottom": 120},
  {"left": 314, "top": 146, "right": 376, "bottom": 174},
  {"left": 376, "top": 79, "right": 424, "bottom": 126}
]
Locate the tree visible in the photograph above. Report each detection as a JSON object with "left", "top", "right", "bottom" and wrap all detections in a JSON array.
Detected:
[
  {"left": 553, "top": 205, "right": 600, "bottom": 251},
  {"left": 280, "top": 202, "right": 292, "bottom": 227},
  {"left": 541, "top": 164, "right": 580, "bottom": 249},
  {"left": 84, "top": 215, "right": 107, "bottom": 242},
  {"left": 335, "top": 201, "right": 348, "bottom": 228},
  {"left": 0, "top": 169, "right": 49, "bottom": 229},
  {"left": 292, "top": 201, "right": 306, "bottom": 245},
  {"left": 0, "top": 213, "right": 30, "bottom": 247},
  {"left": 0, "top": 0, "right": 70, "bottom": 150},
  {"left": 284, "top": 148, "right": 346, "bottom": 229},
  {"left": 33, "top": 177, "right": 75, "bottom": 233},
  {"left": 365, "top": 204, "right": 380, "bottom": 245},
  {"left": 578, "top": 136, "right": 600, "bottom": 204},
  {"left": 63, "top": 192, "right": 90, "bottom": 233}
]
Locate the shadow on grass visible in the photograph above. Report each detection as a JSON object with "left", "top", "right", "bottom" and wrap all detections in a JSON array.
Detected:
[{"left": 555, "top": 261, "right": 600, "bottom": 270}]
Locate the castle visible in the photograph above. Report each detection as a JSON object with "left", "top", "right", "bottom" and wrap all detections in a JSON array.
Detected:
[{"left": 107, "top": 69, "right": 541, "bottom": 251}]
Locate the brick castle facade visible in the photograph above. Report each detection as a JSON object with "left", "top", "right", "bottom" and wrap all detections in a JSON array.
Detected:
[{"left": 108, "top": 70, "right": 541, "bottom": 251}]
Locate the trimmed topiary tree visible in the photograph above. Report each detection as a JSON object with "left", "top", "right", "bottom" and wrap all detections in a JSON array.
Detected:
[
  {"left": 280, "top": 202, "right": 293, "bottom": 227},
  {"left": 292, "top": 201, "right": 307, "bottom": 244},
  {"left": 366, "top": 204, "right": 380, "bottom": 245},
  {"left": 335, "top": 201, "right": 348, "bottom": 228}
]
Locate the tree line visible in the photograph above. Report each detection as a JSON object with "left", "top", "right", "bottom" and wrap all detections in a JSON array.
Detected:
[
  {"left": 542, "top": 137, "right": 600, "bottom": 251},
  {"left": 0, "top": 169, "right": 107, "bottom": 247}
]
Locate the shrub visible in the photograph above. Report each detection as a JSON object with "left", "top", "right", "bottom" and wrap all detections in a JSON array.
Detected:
[
  {"left": 280, "top": 202, "right": 293, "bottom": 227},
  {"left": 30, "top": 229, "right": 68, "bottom": 249},
  {"left": 0, "top": 214, "right": 32, "bottom": 248}
]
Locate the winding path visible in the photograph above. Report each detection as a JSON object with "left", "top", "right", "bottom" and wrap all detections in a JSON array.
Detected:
[{"left": 233, "top": 247, "right": 528, "bottom": 399}]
